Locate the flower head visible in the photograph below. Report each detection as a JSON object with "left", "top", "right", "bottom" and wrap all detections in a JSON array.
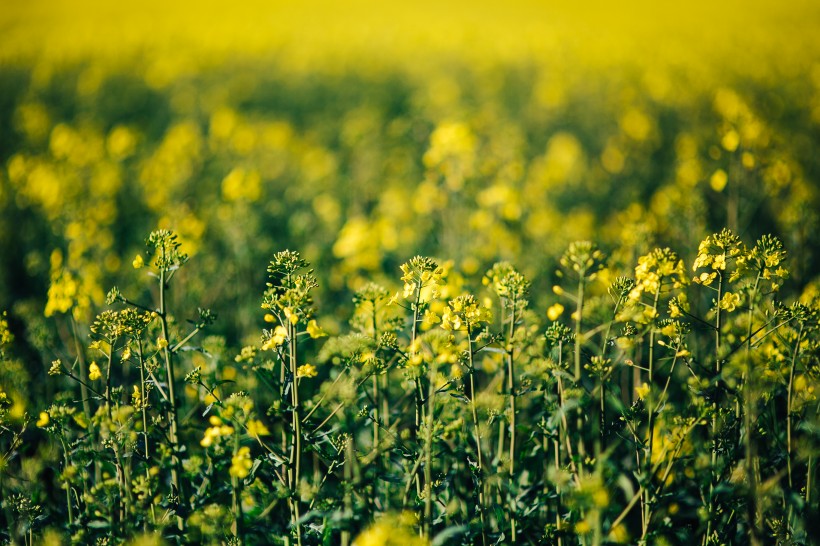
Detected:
[
  {"left": 230, "top": 446, "right": 253, "bottom": 479},
  {"left": 297, "top": 363, "right": 318, "bottom": 379},
  {"left": 88, "top": 361, "right": 102, "bottom": 381}
]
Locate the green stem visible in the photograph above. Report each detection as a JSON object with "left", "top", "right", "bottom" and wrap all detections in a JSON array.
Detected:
[
  {"left": 507, "top": 294, "right": 518, "bottom": 543},
  {"left": 342, "top": 431, "right": 353, "bottom": 546},
  {"left": 574, "top": 277, "right": 586, "bottom": 467},
  {"left": 411, "top": 287, "right": 423, "bottom": 499},
  {"left": 467, "top": 325, "right": 488, "bottom": 546},
  {"left": 556, "top": 340, "right": 564, "bottom": 546},
  {"left": 423, "top": 353, "right": 436, "bottom": 536},
  {"left": 289, "top": 320, "right": 303, "bottom": 546},
  {"left": 642, "top": 285, "right": 661, "bottom": 540},
  {"left": 371, "top": 303, "right": 382, "bottom": 511},
  {"left": 158, "top": 264, "right": 184, "bottom": 528},
  {"left": 706, "top": 274, "right": 723, "bottom": 543},
  {"left": 744, "top": 273, "right": 762, "bottom": 546},
  {"left": 136, "top": 339, "right": 157, "bottom": 527},
  {"left": 786, "top": 323, "right": 804, "bottom": 490}
]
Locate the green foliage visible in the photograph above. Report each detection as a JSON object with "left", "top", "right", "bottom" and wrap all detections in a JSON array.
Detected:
[{"left": 1, "top": 229, "right": 819, "bottom": 545}]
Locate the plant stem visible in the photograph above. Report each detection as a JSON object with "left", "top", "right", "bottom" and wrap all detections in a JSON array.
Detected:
[
  {"left": 507, "top": 294, "right": 518, "bottom": 543},
  {"left": 288, "top": 319, "right": 303, "bottom": 546},
  {"left": 706, "top": 275, "right": 723, "bottom": 543},
  {"left": 411, "top": 287, "right": 423, "bottom": 499},
  {"left": 556, "top": 340, "right": 565, "bottom": 546},
  {"left": 787, "top": 323, "right": 804, "bottom": 490},
  {"left": 137, "top": 339, "right": 157, "bottom": 527},
  {"left": 574, "top": 277, "right": 586, "bottom": 466},
  {"left": 423, "top": 340, "right": 438, "bottom": 537},
  {"left": 744, "top": 274, "right": 762, "bottom": 546},
  {"left": 642, "top": 285, "right": 661, "bottom": 540},
  {"left": 158, "top": 265, "right": 184, "bottom": 529},
  {"left": 467, "top": 325, "right": 487, "bottom": 546}
]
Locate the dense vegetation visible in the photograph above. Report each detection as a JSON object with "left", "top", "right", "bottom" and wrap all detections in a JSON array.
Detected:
[{"left": 1, "top": 1, "right": 820, "bottom": 544}]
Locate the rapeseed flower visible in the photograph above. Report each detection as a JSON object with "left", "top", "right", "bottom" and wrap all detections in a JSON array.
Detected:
[
  {"left": 229, "top": 446, "right": 253, "bottom": 479},
  {"left": 36, "top": 411, "right": 50, "bottom": 427},
  {"left": 297, "top": 363, "right": 318, "bottom": 379}
]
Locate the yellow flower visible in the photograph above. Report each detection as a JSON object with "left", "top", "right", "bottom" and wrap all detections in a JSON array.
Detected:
[
  {"left": 608, "top": 523, "right": 629, "bottom": 543},
  {"left": 636, "top": 382, "right": 650, "bottom": 400},
  {"left": 36, "top": 411, "right": 50, "bottom": 427},
  {"left": 719, "top": 291, "right": 741, "bottom": 312},
  {"left": 297, "top": 363, "right": 318, "bottom": 379},
  {"left": 694, "top": 272, "right": 717, "bottom": 286},
  {"left": 157, "top": 338, "right": 169, "bottom": 349},
  {"left": 132, "top": 385, "right": 142, "bottom": 408},
  {"left": 247, "top": 419, "right": 270, "bottom": 438},
  {"left": 262, "top": 325, "right": 288, "bottom": 350},
  {"left": 547, "top": 303, "right": 564, "bottom": 321},
  {"left": 88, "top": 361, "right": 102, "bottom": 381},
  {"left": 283, "top": 307, "right": 298, "bottom": 325},
  {"left": 230, "top": 446, "right": 253, "bottom": 479},
  {"left": 200, "top": 421, "right": 234, "bottom": 447},
  {"left": 306, "top": 320, "right": 327, "bottom": 339},
  {"left": 132, "top": 254, "right": 144, "bottom": 269}
]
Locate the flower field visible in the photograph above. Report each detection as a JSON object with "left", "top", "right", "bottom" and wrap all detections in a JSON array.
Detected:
[{"left": 1, "top": 1, "right": 820, "bottom": 544}]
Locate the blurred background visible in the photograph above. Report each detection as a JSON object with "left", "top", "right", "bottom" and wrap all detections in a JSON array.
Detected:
[{"left": 2, "top": 0, "right": 820, "bottom": 401}]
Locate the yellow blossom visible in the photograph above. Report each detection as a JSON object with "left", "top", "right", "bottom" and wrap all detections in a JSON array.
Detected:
[
  {"left": 88, "top": 361, "right": 102, "bottom": 381},
  {"left": 283, "top": 307, "right": 299, "bottom": 325},
  {"left": 636, "top": 382, "right": 650, "bottom": 400},
  {"left": 247, "top": 419, "right": 270, "bottom": 437},
  {"left": 132, "top": 254, "right": 144, "bottom": 269},
  {"left": 297, "top": 363, "right": 318, "bottom": 379},
  {"left": 306, "top": 320, "right": 327, "bottom": 339},
  {"left": 131, "top": 385, "right": 142, "bottom": 408},
  {"left": 262, "top": 325, "right": 288, "bottom": 350},
  {"left": 37, "top": 411, "right": 50, "bottom": 427},
  {"left": 718, "top": 291, "right": 741, "bottom": 312},
  {"left": 230, "top": 446, "right": 253, "bottom": 479},
  {"left": 200, "top": 421, "right": 234, "bottom": 447},
  {"left": 575, "top": 520, "right": 591, "bottom": 534},
  {"left": 157, "top": 338, "right": 168, "bottom": 349},
  {"left": 547, "top": 303, "right": 564, "bottom": 321}
]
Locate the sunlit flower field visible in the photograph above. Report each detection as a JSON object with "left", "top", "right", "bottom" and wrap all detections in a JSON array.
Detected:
[{"left": 1, "top": 1, "right": 820, "bottom": 544}]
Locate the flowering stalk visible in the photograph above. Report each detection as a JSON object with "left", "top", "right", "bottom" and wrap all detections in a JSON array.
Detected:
[
  {"left": 158, "top": 263, "right": 184, "bottom": 527},
  {"left": 467, "top": 324, "right": 488, "bottom": 546},
  {"left": 641, "top": 284, "right": 661, "bottom": 540},
  {"left": 744, "top": 272, "right": 762, "bottom": 546},
  {"left": 135, "top": 339, "right": 157, "bottom": 526},
  {"left": 786, "top": 317, "right": 805, "bottom": 489},
  {"left": 288, "top": 317, "right": 304, "bottom": 546},
  {"left": 423, "top": 351, "right": 436, "bottom": 537},
  {"left": 507, "top": 290, "right": 519, "bottom": 542}
]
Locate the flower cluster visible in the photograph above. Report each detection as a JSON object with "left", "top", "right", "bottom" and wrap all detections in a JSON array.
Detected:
[
  {"left": 200, "top": 415, "right": 235, "bottom": 448},
  {"left": 630, "top": 248, "right": 688, "bottom": 300},
  {"left": 440, "top": 295, "right": 491, "bottom": 332},
  {"left": 692, "top": 228, "right": 743, "bottom": 286},
  {"left": 397, "top": 256, "right": 443, "bottom": 302}
]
